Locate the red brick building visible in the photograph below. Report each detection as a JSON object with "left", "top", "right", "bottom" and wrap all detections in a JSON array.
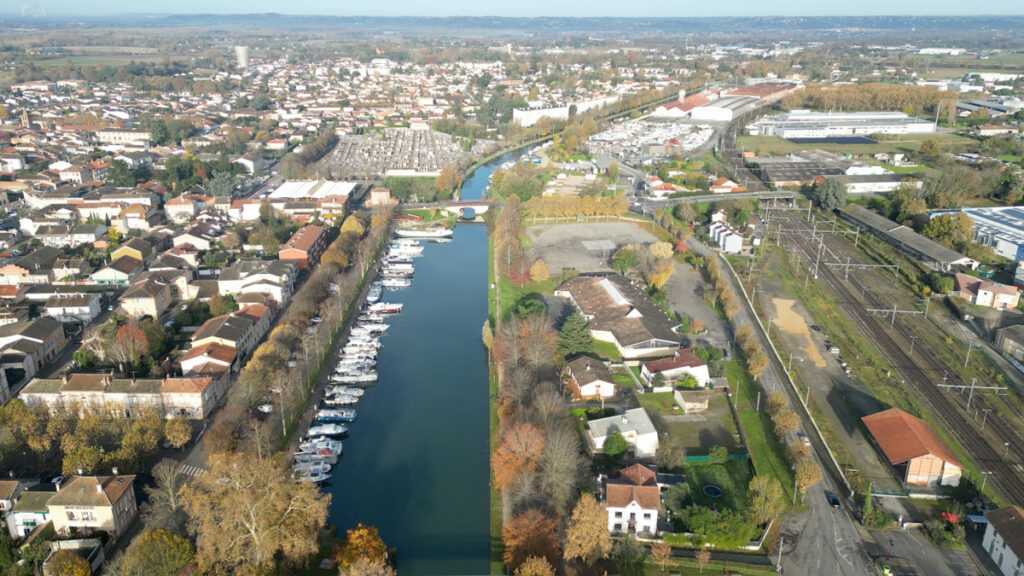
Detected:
[{"left": 278, "top": 225, "right": 327, "bottom": 271}]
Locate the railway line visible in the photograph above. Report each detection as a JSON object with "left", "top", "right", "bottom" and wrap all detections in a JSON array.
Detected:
[{"left": 773, "top": 210, "right": 1024, "bottom": 505}]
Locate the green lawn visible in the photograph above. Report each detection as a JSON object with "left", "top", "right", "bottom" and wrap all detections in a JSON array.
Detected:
[
  {"left": 637, "top": 391, "right": 677, "bottom": 414},
  {"left": 638, "top": 558, "right": 778, "bottom": 576},
  {"left": 593, "top": 339, "right": 623, "bottom": 362}
]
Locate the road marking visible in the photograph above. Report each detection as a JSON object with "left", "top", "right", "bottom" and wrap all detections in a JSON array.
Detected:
[{"left": 180, "top": 464, "right": 206, "bottom": 478}]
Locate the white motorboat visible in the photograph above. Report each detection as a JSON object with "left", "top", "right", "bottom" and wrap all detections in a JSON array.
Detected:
[
  {"left": 368, "top": 302, "right": 403, "bottom": 314},
  {"left": 357, "top": 312, "right": 386, "bottom": 323},
  {"left": 343, "top": 345, "right": 380, "bottom": 355},
  {"left": 389, "top": 245, "right": 423, "bottom": 256},
  {"left": 306, "top": 423, "right": 348, "bottom": 436},
  {"left": 316, "top": 408, "right": 357, "bottom": 423},
  {"left": 395, "top": 227, "right": 453, "bottom": 238},
  {"left": 294, "top": 469, "right": 331, "bottom": 484},
  {"left": 294, "top": 450, "right": 339, "bottom": 465},
  {"left": 393, "top": 238, "right": 421, "bottom": 246},
  {"left": 324, "top": 394, "right": 360, "bottom": 406},
  {"left": 332, "top": 373, "right": 377, "bottom": 384},
  {"left": 380, "top": 268, "right": 413, "bottom": 278},
  {"left": 299, "top": 438, "right": 343, "bottom": 454},
  {"left": 356, "top": 322, "right": 388, "bottom": 333},
  {"left": 381, "top": 278, "right": 411, "bottom": 289},
  {"left": 326, "top": 386, "right": 363, "bottom": 397},
  {"left": 383, "top": 262, "right": 415, "bottom": 272},
  {"left": 292, "top": 460, "right": 331, "bottom": 474},
  {"left": 367, "top": 283, "right": 383, "bottom": 303}
]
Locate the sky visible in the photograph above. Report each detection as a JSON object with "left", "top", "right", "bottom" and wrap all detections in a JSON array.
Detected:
[{"left": 13, "top": 0, "right": 1022, "bottom": 18}]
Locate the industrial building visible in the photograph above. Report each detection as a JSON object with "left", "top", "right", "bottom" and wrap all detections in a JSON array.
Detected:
[
  {"left": 954, "top": 207, "right": 1024, "bottom": 262},
  {"left": 837, "top": 205, "right": 977, "bottom": 272},
  {"left": 748, "top": 110, "right": 935, "bottom": 139},
  {"left": 688, "top": 95, "right": 758, "bottom": 122}
]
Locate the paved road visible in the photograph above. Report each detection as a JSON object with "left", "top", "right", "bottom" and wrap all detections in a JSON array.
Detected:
[{"left": 689, "top": 237, "right": 872, "bottom": 576}]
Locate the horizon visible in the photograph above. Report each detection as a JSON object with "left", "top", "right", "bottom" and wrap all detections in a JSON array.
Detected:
[{"left": 5, "top": 0, "right": 1024, "bottom": 18}]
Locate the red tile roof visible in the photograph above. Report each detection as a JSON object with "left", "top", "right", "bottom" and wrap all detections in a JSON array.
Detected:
[
  {"left": 862, "top": 408, "right": 962, "bottom": 468},
  {"left": 642, "top": 348, "right": 705, "bottom": 375},
  {"left": 606, "top": 464, "right": 660, "bottom": 509}
]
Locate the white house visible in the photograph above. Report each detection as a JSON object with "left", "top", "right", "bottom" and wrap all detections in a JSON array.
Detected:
[
  {"left": 709, "top": 221, "right": 743, "bottom": 254},
  {"left": 565, "top": 356, "right": 616, "bottom": 399},
  {"left": 640, "top": 348, "right": 710, "bottom": 387},
  {"left": 5, "top": 489, "right": 54, "bottom": 539},
  {"left": 606, "top": 464, "right": 660, "bottom": 535},
  {"left": 587, "top": 408, "right": 659, "bottom": 459},
  {"left": 44, "top": 293, "right": 101, "bottom": 324},
  {"left": 983, "top": 506, "right": 1024, "bottom": 576}
]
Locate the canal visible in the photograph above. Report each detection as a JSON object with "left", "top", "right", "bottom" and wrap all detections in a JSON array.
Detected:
[{"left": 327, "top": 152, "right": 513, "bottom": 574}]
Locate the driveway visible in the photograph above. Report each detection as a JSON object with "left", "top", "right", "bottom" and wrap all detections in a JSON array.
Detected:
[{"left": 663, "top": 263, "right": 730, "bottom": 351}]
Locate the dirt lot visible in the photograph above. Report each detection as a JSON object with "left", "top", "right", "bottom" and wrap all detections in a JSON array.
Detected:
[
  {"left": 524, "top": 222, "right": 659, "bottom": 274},
  {"left": 773, "top": 298, "right": 826, "bottom": 368}
]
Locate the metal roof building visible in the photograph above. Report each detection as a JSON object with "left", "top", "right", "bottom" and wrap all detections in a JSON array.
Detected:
[{"left": 837, "top": 204, "right": 977, "bottom": 272}]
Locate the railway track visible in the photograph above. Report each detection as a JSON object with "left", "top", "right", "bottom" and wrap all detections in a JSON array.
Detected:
[{"left": 774, "top": 211, "right": 1024, "bottom": 505}]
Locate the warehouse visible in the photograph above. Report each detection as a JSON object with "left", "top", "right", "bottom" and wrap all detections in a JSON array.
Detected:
[
  {"left": 956, "top": 207, "right": 1024, "bottom": 262},
  {"left": 748, "top": 110, "right": 935, "bottom": 139},
  {"left": 838, "top": 205, "right": 977, "bottom": 272},
  {"left": 689, "top": 95, "right": 758, "bottom": 122}
]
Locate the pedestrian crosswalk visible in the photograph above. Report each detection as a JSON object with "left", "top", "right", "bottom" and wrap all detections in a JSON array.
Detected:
[{"left": 180, "top": 464, "right": 207, "bottom": 479}]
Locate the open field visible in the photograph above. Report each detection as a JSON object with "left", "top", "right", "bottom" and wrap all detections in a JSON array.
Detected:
[
  {"left": 738, "top": 133, "right": 976, "bottom": 157},
  {"left": 29, "top": 54, "right": 182, "bottom": 67}
]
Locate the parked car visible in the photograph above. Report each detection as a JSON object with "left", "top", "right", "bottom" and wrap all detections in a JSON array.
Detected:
[{"left": 825, "top": 490, "right": 841, "bottom": 509}]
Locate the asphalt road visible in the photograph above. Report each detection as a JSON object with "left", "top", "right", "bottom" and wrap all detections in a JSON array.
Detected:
[{"left": 688, "top": 237, "right": 873, "bottom": 576}]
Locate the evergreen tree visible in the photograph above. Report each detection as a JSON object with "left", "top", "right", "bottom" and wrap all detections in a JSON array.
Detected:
[{"left": 557, "top": 312, "right": 594, "bottom": 357}]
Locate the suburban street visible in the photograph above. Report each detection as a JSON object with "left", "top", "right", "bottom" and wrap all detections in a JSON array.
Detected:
[{"left": 687, "top": 237, "right": 874, "bottom": 576}]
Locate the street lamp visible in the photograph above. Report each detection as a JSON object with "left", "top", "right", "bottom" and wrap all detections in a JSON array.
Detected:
[
  {"left": 788, "top": 353, "right": 805, "bottom": 373},
  {"left": 980, "top": 471, "right": 993, "bottom": 494},
  {"left": 1005, "top": 442, "right": 1011, "bottom": 457}
]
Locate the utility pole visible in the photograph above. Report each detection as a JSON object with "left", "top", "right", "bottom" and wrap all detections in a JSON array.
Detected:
[
  {"left": 909, "top": 335, "right": 918, "bottom": 356},
  {"left": 968, "top": 378, "right": 978, "bottom": 410},
  {"left": 980, "top": 471, "right": 992, "bottom": 493},
  {"left": 965, "top": 341, "right": 976, "bottom": 368},
  {"left": 981, "top": 408, "right": 992, "bottom": 431}
]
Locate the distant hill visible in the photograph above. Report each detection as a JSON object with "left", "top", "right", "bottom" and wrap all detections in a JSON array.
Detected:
[{"left": 1, "top": 14, "right": 1023, "bottom": 38}]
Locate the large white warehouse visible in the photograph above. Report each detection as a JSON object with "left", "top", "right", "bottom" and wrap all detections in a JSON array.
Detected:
[{"left": 748, "top": 110, "right": 935, "bottom": 138}]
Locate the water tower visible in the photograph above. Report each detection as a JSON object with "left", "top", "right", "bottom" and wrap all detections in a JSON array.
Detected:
[{"left": 234, "top": 46, "right": 250, "bottom": 68}]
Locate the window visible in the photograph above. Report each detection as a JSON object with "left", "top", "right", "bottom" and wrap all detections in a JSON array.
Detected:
[
  {"left": 644, "top": 513, "right": 652, "bottom": 520},
  {"left": 66, "top": 511, "right": 76, "bottom": 521},
  {"left": 614, "top": 511, "right": 622, "bottom": 518}
]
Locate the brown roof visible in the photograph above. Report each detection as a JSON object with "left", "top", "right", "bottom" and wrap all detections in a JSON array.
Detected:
[
  {"left": 566, "top": 356, "right": 612, "bottom": 387},
  {"left": 160, "top": 377, "right": 213, "bottom": 394},
  {"left": 47, "top": 475, "right": 135, "bottom": 508},
  {"left": 642, "top": 348, "right": 706, "bottom": 374},
  {"left": 862, "top": 408, "right": 962, "bottom": 468},
  {"left": 558, "top": 275, "right": 680, "bottom": 347},
  {"left": 0, "top": 480, "right": 20, "bottom": 500},
  {"left": 985, "top": 506, "right": 1024, "bottom": 560},
  {"left": 281, "top": 225, "right": 325, "bottom": 253},
  {"left": 606, "top": 464, "right": 660, "bottom": 510},
  {"left": 181, "top": 341, "right": 237, "bottom": 364}
]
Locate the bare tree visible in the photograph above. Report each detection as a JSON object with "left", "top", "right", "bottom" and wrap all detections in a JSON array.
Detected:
[
  {"left": 521, "top": 312, "right": 557, "bottom": 370},
  {"left": 539, "top": 423, "right": 585, "bottom": 514},
  {"left": 142, "top": 459, "right": 187, "bottom": 534}
]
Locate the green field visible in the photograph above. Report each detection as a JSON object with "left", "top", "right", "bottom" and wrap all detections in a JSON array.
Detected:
[
  {"left": 738, "top": 133, "right": 976, "bottom": 157},
  {"left": 30, "top": 55, "right": 180, "bottom": 67}
]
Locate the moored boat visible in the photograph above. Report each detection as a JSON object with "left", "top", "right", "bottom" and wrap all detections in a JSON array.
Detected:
[
  {"left": 306, "top": 423, "right": 349, "bottom": 436},
  {"left": 395, "top": 227, "right": 453, "bottom": 238},
  {"left": 316, "top": 408, "right": 357, "bottom": 423}
]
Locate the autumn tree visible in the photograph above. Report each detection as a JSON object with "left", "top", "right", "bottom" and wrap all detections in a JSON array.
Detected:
[
  {"left": 503, "top": 509, "right": 559, "bottom": 569},
  {"left": 48, "top": 550, "right": 91, "bottom": 576},
  {"left": 340, "top": 557, "right": 395, "bottom": 576},
  {"left": 766, "top": 392, "right": 788, "bottom": 416},
  {"left": 143, "top": 459, "right": 187, "bottom": 534},
  {"left": 493, "top": 422, "right": 545, "bottom": 489},
  {"left": 645, "top": 258, "right": 675, "bottom": 291},
  {"left": 748, "top": 351, "right": 769, "bottom": 380},
  {"left": 795, "top": 459, "right": 823, "bottom": 499},
  {"left": 649, "top": 241, "right": 674, "bottom": 260},
  {"left": 336, "top": 524, "right": 388, "bottom": 568},
  {"left": 690, "top": 318, "right": 704, "bottom": 333},
  {"left": 748, "top": 476, "right": 784, "bottom": 526},
  {"left": 920, "top": 139, "right": 941, "bottom": 157},
  {"left": 108, "top": 323, "right": 150, "bottom": 370},
  {"left": 181, "top": 452, "right": 329, "bottom": 573},
  {"left": 563, "top": 493, "right": 612, "bottom": 566},
  {"left": 772, "top": 408, "right": 800, "bottom": 437},
  {"left": 695, "top": 547, "right": 711, "bottom": 574},
  {"left": 435, "top": 168, "right": 461, "bottom": 197},
  {"left": 117, "top": 529, "right": 195, "bottom": 576},
  {"left": 514, "top": 556, "right": 554, "bottom": 576},
  {"left": 163, "top": 418, "right": 191, "bottom": 450},
  {"left": 341, "top": 214, "right": 365, "bottom": 236},
  {"left": 208, "top": 293, "right": 238, "bottom": 317},
  {"left": 529, "top": 259, "right": 550, "bottom": 283},
  {"left": 539, "top": 424, "right": 585, "bottom": 514},
  {"left": 651, "top": 540, "right": 672, "bottom": 572}
]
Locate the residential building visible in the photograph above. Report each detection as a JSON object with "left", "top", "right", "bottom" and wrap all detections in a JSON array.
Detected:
[
  {"left": 862, "top": 408, "right": 962, "bottom": 487},
  {"left": 19, "top": 373, "right": 223, "bottom": 420},
  {"left": 0, "top": 247, "right": 63, "bottom": 285},
  {"left": 953, "top": 273, "right": 1020, "bottom": 310},
  {"left": 6, "top": 488, "right": 55, "bottom": 539},
  {"left": 279, "top": 225, "right": 327, "bottom": 270},
  {"left": 564, "top": 356, "right": 615, "bottom": 399},
  {"left": 0, "top": 480, "right": 32, "bottom": 515},
  {"left": 180, "top": 341, "right": 238, "bottom": 375},
  {"left": 640, "top": 348, "right": 710, "bottom": 387},
  {"left": 89, "top": 256, "right": 142, "bottom": 286},
  {"left": 43, "top": 293, "right": 101, "bottom": 324},
  {"left": 119, "top": 277, "right": 173, "bottom": 318},
  {"left": 191, "top": 313, "right": 257, "bottom": 357},
  {"left": 110, "top": 238, "right": 154, "bottom": 264},
  {"left": 47, "top": 475, "right": 137, "bottom": 541},
  {"left": 982, "top": 506, "right": 1024, "bottom": 576},
  {"left": 217, "top": 259, "right": 296, "bottom": 305},
  {"left": 555, "top": 274, "right": 680, "bottom": 360},
  {"left": 606, "top": 464, "right": 660, "bottom": 535},
  {"left": 587, "top": 408, "right": 659, "bottom": 459},
  {"left": 233, "top": 153, "right": 267, "bottom": 175},
  {"left": 0, "top": 317, "right": 68, "bottom": 393},
  {"left": 709, "top": 220, "right": 744, "bottom": 254}
]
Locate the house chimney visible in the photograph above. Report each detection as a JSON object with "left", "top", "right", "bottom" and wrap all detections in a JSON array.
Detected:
[
  {"left": 77, "top": 468, "right": 83, "bottom": 475},
  {"left": 622, "top": 416, "right": 628, "bottom": 425},
  {"left": 111, "top": 467, "right": 118, "bottom": 475},
  {"left": 96, "top": 482, "right": 103, "bottom": 494},
  {"left": 62, "top": 373, "right": 68, "bottom": 385},
  {"left": 586, "top": 361, "right": 590, "bottom": 371}
]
